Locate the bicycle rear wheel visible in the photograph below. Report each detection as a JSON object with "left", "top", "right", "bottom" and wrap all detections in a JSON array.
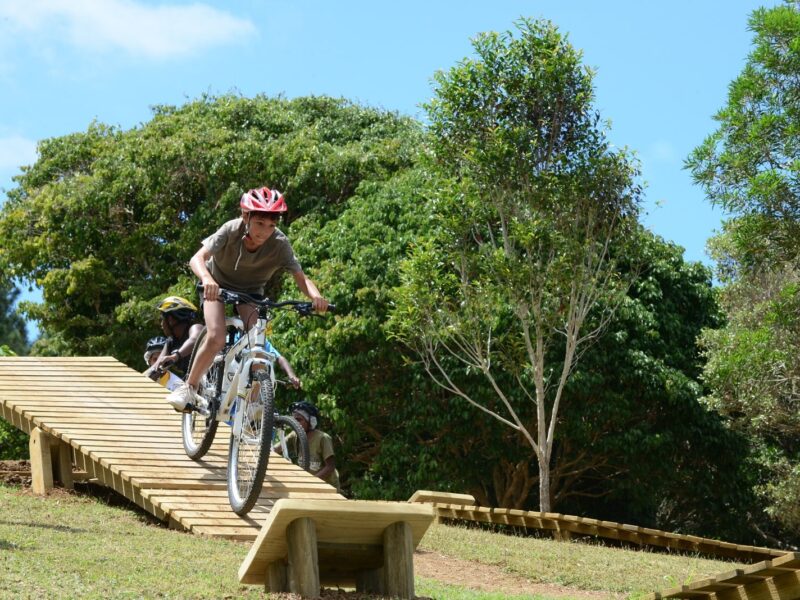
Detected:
[
  {"left": 228, "top": 371, "right": 274, "bottom": 515},
  {"left": 273, "top": 415, "right": 310, "bottom": 471},
  {"left": 182, "top": 327, "right": 220, "bottom": 460}
]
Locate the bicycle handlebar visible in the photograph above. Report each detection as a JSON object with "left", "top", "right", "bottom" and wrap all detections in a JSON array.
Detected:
[{"left": 210, "top": 287, "right": 336, "bottom": 316}]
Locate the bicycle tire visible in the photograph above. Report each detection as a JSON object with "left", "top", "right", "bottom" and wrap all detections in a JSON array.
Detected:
[
  {"left": 273, "top": 415, "right": 310, "bottom": 471},
  {"left": 182, "top": 326, "right": 221, "bottom": 460},
  {"left": 228, "top": 370, "right": 274, "bottom": 516}
]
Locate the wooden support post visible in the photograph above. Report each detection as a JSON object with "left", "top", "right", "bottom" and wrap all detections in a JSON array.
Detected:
[
  {"left": 383, "top": 521, "right": 414, "bottom": 599},
  {"left": 286, "top": 517, "right": 319, "bottom": 598},
  {"left": 50, "top": 440, "right": 73, "bottom": 490},
  {"left": 29, "top": 427, "right": 54, "bottom": 495},
  {"left": 356, "top": 568, "right": 384, "bottom": 595},
  {"left": 265, "top": 561, "right": 287, "bottom": 593}
]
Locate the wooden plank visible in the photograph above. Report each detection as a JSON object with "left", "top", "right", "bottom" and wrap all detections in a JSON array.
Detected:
[{"left": 408, "top": 490, "right": 477, "bottom": 506}]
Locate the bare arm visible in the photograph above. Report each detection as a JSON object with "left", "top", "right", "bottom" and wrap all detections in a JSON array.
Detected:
[
  {"left": 190, "top": 246, "right": 219, "bottom": 301},
  {"left": 291, "top": 270, "right": 328, "bottom": 313},
  {"left": 314, "top": 455, "right": 336, "bottom": 482},
  {"left": 172, "top": 323, "right": 204, "bottom": 362},
  {"left": 277, "top": 356, "right": 301, "bottom": 388}
]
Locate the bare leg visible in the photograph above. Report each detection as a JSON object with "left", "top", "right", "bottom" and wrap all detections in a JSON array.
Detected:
[
  {"left": 236, "top": 303, "right": 258, "bottom": 331},
  {"left": 186, "top": 299, "right": 226, "bottom": 389}
]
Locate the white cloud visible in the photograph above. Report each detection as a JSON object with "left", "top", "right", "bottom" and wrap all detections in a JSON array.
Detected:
[
  {"left": 0, "top": 135, "right": 37, "bottom": 170},
  {"left": 0, "top": 0, "right": 255, "bottom": 60}
]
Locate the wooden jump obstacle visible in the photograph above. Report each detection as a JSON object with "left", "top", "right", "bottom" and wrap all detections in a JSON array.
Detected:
[
  {"left": 410, "top": 493, "right": 786, "bottom": 563},
  {"left": 238, "top": 499, "right": 434, "bottom": 597},
  {"left": 647, "top": 551, "right": 800, "bottom": 599},
  {"left": 0, "top": 356, "right": 343, "bottom": 540}
]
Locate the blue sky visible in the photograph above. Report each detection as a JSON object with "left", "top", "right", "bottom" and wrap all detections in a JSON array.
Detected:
[{"left": 0, "top": 0, "right": 779, "bottom": 339}]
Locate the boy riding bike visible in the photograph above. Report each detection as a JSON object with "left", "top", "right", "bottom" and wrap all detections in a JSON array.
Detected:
[{"left": 166, "top": 186, "right": 328, "bottom": 412}]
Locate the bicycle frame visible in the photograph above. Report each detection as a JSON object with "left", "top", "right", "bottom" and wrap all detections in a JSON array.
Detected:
[{"left": 211, "top": 315, "right": 278, "bottom": 431}]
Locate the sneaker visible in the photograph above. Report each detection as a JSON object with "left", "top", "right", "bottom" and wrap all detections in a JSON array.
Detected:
[{"left": 166, "top": 382, "right": 201, "bottom": 413}]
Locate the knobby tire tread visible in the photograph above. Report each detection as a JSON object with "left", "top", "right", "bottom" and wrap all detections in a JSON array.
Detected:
[
  {"left": 182, "top": 326, "right": 220, "bottom": 460},
  {"left": 274, "top": 415, "right": 310, "bottom": 471},
  {"left": 228, "top": 370, "right": 274, "bottom": 515}
]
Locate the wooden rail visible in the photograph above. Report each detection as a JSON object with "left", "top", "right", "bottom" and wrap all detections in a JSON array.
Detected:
[
  {"left": 0, "top": 356, "right": 344, "bottom": 540},
  {"left": 647, "top": 551, "right": 800, "bottom": 599},
  {"left": 410, "top": 496, "right": 786, "bottom": 563}
]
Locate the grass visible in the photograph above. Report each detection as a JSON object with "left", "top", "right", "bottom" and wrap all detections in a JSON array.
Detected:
[
  {"left": 0, "top": 483, "right": 747, "bottom": 599},
  {"left": 419, "top": 522, "right": 745, "bottom": 596}
]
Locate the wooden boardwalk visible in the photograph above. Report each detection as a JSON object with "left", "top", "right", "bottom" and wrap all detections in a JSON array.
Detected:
[
  {"left": 411, "top": 494, "right": 787, "bottom": 563},
  {"left": 0, "top": 356, "right": 344, "bottom": 540}
]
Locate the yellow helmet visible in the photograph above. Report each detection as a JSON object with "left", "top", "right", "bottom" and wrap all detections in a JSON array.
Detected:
[{"left": 157, "top": 296, "right": 198, "bottom": 321}]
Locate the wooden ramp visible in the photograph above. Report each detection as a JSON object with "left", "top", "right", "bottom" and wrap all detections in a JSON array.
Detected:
[
  {"left": 0, "top": 356, "right": 344, "bottom": 540},
  {"left": 647, "top": 551, "right": 800, "bottom": 599}
]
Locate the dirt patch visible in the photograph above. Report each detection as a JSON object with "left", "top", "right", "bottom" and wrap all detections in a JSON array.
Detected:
[
  {"left": 414, "top": 549, "right": 619, "bottom": 599},
  {"left": 0, "top": 459, "right": 31, "bottom": 487}
]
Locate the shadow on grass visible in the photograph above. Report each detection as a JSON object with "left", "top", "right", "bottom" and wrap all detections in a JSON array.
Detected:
[{"left": 0, "top": 520, "right": 87, "bottom": 533}]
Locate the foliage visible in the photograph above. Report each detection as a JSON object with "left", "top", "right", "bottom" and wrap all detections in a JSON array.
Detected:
[
  {"left": 275, "top": 169, "right": 471, "bottom": 499},
  {"left": 0, "top": 320, "right": 28, "bottom": 459},
  {"left": 698, "top": 257, "right": 800, "bottom": 538},
  {"left": 687, "top": 2, "right": 800, "bottom": 542},
  {"left": 556, "top": 232, "right": 756, "bottom": 542},
  {"left": 0, "top": 281, "right": 28, "bottom": 355},
  {"left": 0, "top": 94, "right": 420, "bottom": 366},
  {"left": 0, "top": 392, "right": 28, "bottom": 460},
  {"left": 389, "top": 18, "right": 642, "bottom": 511},
  {"left": 687, "top": 3, "right": 800, "bottom": 265}
]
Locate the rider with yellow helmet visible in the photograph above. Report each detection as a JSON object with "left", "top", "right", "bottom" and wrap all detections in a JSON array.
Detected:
[{"left": 152, "top": 296, "right": 204, "bottom": 379}]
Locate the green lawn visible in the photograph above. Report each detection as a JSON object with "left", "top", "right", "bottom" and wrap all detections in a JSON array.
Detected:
[{"left": 0, "top": 484, "right": 745, "bottom": 599}]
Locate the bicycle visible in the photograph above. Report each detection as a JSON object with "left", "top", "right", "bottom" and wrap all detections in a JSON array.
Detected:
[{"left": 181, "top": 288, "right": 334, "bottom": 516}]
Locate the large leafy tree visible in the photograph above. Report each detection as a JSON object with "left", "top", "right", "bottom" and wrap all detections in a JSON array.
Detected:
[
  {"left": 0, "top": 95, "right": 419, "bottom": 366},
  {"left": 687, "top": 3, "right": 800, "bottom": 541},
  {"left": 389, "top": 19, "right": 642, "bottom": 512}
]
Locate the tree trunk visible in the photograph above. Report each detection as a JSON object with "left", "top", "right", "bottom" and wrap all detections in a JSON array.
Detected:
[{"left": 538, "top": 457, "right": 551, "bottom": 513}]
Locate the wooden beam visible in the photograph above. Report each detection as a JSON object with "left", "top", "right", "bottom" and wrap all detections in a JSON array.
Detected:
[
  {"left": 29, "top": 426, "right": 53, "bottom": 495},
  {"left": 383, "top": 521, "right": 414, "bottom": 599},
  {"left": 287, "top": 517, "right": 319, "bottom": 598},
  {"left": 51, "top": 439, "right": 74, "bottom": 489},
  {"left": 266, "top": 561, "right": 287, "bottom": 593}
]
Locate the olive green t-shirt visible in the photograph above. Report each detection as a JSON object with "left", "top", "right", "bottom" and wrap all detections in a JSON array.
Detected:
[
  {"left": 284, "top": 429, "right": 340, "bottom": 490},
  {"left": 202, "top": 218, "right": 301, "bottom": 294}
]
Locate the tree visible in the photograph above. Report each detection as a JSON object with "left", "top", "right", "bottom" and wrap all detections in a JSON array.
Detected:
[
  {"left": 0, "top": 280, "right": 28, "bottom": 355},
  {"left": 687, "top": 3, "right": 800, "bottom": 542},
  {"left": 0, "top": 332, "right": 29, "bottom": 460},
  {"left": 0, "top": 95, "right": 419, "bottom": 366},
  {"left": 389, "top": 19, "right": 642, "bottom": 512},
  {"left": 688, "top": 3, "right": 800, "bottom": 266}
]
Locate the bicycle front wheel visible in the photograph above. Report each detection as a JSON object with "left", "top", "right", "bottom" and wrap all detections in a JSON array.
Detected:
[
  {"left": 228, "top": 371, "right": 274, "bottom": 515},
  {"left": 182, "top": 327, "right": 220, "bottom": 460},
  {"left": 273, "top": 415, "right": 310, "bottom": 471}
]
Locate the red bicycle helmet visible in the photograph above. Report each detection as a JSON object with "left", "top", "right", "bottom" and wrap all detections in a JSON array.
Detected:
[{"left": 240, "top": 187, "right": 287, "bottom": 213}]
